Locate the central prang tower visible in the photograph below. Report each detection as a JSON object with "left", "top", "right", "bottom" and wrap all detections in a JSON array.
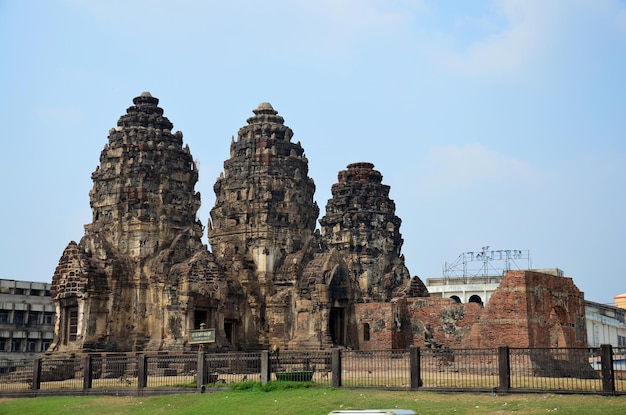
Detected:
[{"left": 208, "top": 103, "right": 319, "bottom": 348}]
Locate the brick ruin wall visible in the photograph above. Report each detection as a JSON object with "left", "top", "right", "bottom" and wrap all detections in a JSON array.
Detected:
[
  {"left": 354, "top": 298, "right": 483, "bottom": 351},
  {"left": 463, "top": 270, "right": 587, "bottom": 349},
  {"left": 354, "top": 270, "right": 586, "bottom": 351}
]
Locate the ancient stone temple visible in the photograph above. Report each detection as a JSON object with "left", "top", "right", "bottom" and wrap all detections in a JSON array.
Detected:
[
  {"left": 49, "top": 93, "right": 586, "bottom": 354},
  {"left": 49, "top": 94, "right": 415, "bottom": 353}
]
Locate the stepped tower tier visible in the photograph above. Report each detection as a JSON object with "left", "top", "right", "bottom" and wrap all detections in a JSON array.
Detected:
[
  {"left": 319, "top": 162, "right": 411, "bottom": 301},
  {"left": 209, "top": 103, "right": 319, "bottom": 283}
]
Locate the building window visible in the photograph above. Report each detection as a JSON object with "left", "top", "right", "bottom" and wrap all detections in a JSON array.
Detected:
[
  {"left": 0, "top": 338, "right": 6, "bottom": 351},
  {"left": 26, "top": 340, "right": 37, "bottom": 352},
  {"left": 27, "top": 312, "right": 41, "bottom": 326},
  {"left": 363, "top": 323, "right": 370, "bottom": 341},
  {"left": 0, "top": 310, "right": 8, "bottom": 323},
  {"left": 13, "top": 310, "right": 24, "bottom": 324},
  {"left": 43, "top": 312, "right": 54, "bottom": 325},
  {"left": 41, "top": 340, "right": 51, "bottom": 352},
  {"left": 11, "top": 339, "right": 22, "bottom": 352}
]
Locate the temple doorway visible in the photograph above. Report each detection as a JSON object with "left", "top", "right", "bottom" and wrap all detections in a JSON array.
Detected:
[
  {"left": 328, "top": 265, "right": 350, "bottom": 347},
  {"left": 329, "top": 307, "right": 345, "bottom": 345},
  {"left": 194, "top": 310, "right": 208, "bottom": 330},
  {"left": 224, "top": 320, "right": 235, "bottom": 345}
]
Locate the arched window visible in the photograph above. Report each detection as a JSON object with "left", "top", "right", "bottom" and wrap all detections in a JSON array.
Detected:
[
  {"left": 450, "top": 295, "right": 461, "bottom": 304},
  {"left": 468, "top": 295, "right": 483, "bottom": 306}
]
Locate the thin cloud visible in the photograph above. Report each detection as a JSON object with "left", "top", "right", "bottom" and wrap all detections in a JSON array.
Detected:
[
  {"left": 419, "top": 143, "right": 539, "bottom": 196},
  {"left": 617, "top": 7, "right": 626, "bottom": 31},
  {"left": 436, "top": 0, "right": 556, "bottom": 76},
  {"left": 299, "top": 0, "right": 414, "bottom": 38},
  {"left": 36, "top": 106, "right": 84, "bottom": 124},
  {"left": 436, "top": 0, "right": 626, "bottom": 77},
  {"left": 63, "top": 0, "right": 419, "bottom": 64},
  {"left": 292, "top": 0, "right": 417, "bottom": 61}
]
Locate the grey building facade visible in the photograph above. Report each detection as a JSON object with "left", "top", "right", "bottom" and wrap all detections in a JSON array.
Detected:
[{"left": 0, "top": 279, "right": 55, "bottom": 363}]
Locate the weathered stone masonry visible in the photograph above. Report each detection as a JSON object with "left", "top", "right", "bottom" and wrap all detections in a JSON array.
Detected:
[{"left": 49, "top": 93, "right": 586, "bottom": 354}]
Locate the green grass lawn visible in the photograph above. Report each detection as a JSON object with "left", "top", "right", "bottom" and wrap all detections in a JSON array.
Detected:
[{"left": 1, "top": 387, "right": 625, "bottom": 415}]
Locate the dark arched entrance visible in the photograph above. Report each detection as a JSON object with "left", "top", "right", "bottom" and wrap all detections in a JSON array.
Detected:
[{"left": 328, "top": 266, "right": 349, "bottom": 346}]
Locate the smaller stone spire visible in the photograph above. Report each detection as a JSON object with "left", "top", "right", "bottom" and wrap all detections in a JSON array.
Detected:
[
  {"left": 246, "top": 102, "right": 286, "bottom": 131},
  {"left": 256, "top": 102, "right": 274, "bottom": 111},
  {"left": 337, "top": 162, "right": 383, "bottom": 184},
  {"left": 132, "top": 91, "right": 159, "bottom": 106}
]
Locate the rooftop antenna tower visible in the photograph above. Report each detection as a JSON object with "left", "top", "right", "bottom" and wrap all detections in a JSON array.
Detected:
[{"left": 443, "top": 247, "right": 531, "bottom": 283}]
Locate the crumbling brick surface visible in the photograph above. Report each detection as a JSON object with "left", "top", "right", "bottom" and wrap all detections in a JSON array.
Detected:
[{"left": 462, "top": 270, "right": 586, "bottom": 349}]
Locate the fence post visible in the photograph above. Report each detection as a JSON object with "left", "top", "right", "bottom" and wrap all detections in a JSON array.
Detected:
[
  {"left": 331, "top": 348, "right": 342, "bottom": 388},
  {"left": 137, "top": 354, "right": 148, "bottom": 390},
  {"left": 31, "top": 358, "right": 42, "bottom": 391},
  {"left": 600, "top": 344, "right": 615, "bottom": 395},
  {"left": 82, "top": 355, "right": 92, "bottom": 390},
  {"left": 498, "top": 346, "right": 510, "bottom": 393},
  {"left": 197, "top": 349, "right": 206, "bottom": 391},
  {"left": 260, "top": 350, "right": 270, "bottom": 386},
  {"left": 409, "top": 346, "right": 421, "bottom": 389}
]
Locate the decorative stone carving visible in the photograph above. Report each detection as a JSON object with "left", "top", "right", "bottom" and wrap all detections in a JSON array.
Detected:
[{"left": 49, "top": 95, "right": 428, "bottom": 354}]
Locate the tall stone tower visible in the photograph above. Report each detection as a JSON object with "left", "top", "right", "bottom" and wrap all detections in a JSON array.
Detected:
[
  {"left": 209, "top": 103, "right": 319, "bottom": 347},
  {"left": 319, "top": 162, "right": 410, "bottom": 301},
  {"left": 88, "top": 92, "right": 201, "bottom": 256},
  {"left": 50, "top": 93, "right": 231, "bottom": 353}
]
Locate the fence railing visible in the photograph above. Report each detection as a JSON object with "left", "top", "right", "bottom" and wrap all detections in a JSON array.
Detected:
[
  {"left": 420, "top": 347, "right": 499, "bottom": 391},
  {"left": 509, "top": 347, "right": 603, "bottom": 393},
  {"left": 613, "top": 346, "right": 626, "bottom": 394},
  {"left": 0, "top": 345, "right": 623, "bottom": 396}
]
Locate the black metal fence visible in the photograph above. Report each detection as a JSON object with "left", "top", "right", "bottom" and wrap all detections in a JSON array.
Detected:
[
  {"left": 615, "top": 346, "right": 626, "bottom": 394},
  {"left": 270, "top": 350, "right": 332, "bottom": 386},
  {"left": 1, "top": 345, "right": 624, "bottom": 397},
  {"left": 341, "top": 350, "right": 410, "bottom": 388},
  {"left": 419, "top": 347, "right": 499, "bottom": 391},
  {"left": 205, "top": 352, "right": 262, "bottom": 384},
  {"left": 508, "top": 347, "right": 602, "bottom": 393}
]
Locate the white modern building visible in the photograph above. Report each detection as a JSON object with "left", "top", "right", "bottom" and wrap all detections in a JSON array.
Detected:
[{"left": 585, "top": 300, "right": 626, "bottom": 347}]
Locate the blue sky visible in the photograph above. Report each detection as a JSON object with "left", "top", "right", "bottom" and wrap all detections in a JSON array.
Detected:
[{"left": 1, "top": 0, "right": 624, "bottom": 305}]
